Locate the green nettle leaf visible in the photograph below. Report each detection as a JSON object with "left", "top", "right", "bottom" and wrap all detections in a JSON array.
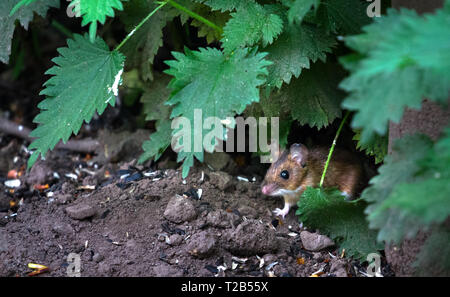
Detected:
[
  {"left": 264, "top": 23, "right": 335, "bottom": 89},
  {"left": 120, "top": 0, "right": 174, "bottom": 81},
  {"left": 193, "top": 0, "right": 255, "bottom": 12},
  {"left": 74, "top": 0, "right": 124, "bottom": 42},
  {"left": 362, "top": 134, "right": 434, "bottom": 244},
  {"left": 314, "top": 0, "right": 372, "bottom": 35},
  {"left": 139, "top": 120, "right": 173, "bottom": 163},
  {"left": 341, "top": 7, "right": 450, "bottom": 144},
  {"left": 141, "top": 74, "right": 172, "bottom": 122},
  {"left": 373, "top": 128, "right": 450, "bottom": 228},
  {"left": 282, "top": 0, "right": 320, "bottom": 24},
  {"left": 271, "top": 61, "right": 345, "bottom": 129},
  {"left": 221, "top": 2, "right": 284, "bottom": 53},
  {"left": 0, "top": 0, "right": 59, "bottom": 64},
  {"left": 165, "top": 47, "right": 271, "bottom": 177},
  {"left": 296, "top": 187, "right": 383, "bottom": 261},
  {"left": 413, "top": 227, "right": 450, "bottom": 277},
  {"left": 28, "top": 34, "right": 125, "bottom": 168},
  {"left": 353, "top": 130, "right": 387, "bottom": 164}
]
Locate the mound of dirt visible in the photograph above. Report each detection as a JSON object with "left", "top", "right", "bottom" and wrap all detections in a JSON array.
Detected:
[{"left": 0, "top": 142, "right": 387, "bottom": 277}]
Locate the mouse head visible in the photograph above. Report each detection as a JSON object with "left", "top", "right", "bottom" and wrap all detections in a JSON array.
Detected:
[{"left": 261, "top": 143, "right": 309, "bottom": 196}]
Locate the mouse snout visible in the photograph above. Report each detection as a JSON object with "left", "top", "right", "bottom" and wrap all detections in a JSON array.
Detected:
[{"left": 262, "top": 183, "right": 277, "bottom": 195}]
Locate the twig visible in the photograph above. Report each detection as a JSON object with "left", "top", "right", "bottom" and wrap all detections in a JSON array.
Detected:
[{"left": 0, "top": 118, "right": 99, "bottom": 153}]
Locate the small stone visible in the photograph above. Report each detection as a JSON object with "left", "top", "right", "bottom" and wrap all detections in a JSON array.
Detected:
[
  {"left": 263, "top": 254, "right": 277, "bottom": 264},
  {"left": 237, "top": 205, "right": 258, "bottom": 219},
  {"left": 166, "top": 234, "right": 183, "bottom": 246},
  {"left": 187, "top": 231, "right": 216, "bottom": 258},
  {"left": 52, "top": 223, "right": 74, "bottom": 236},
  {"left": 313, "top": 252, "right": 323, "bottom": 261},
  {"left": 57, "top": 194, "right": 71, "bottom": 205},
  {"left": 223, "top": 219, "right": 279, "bottom": 256},
  {"left": 93, "top": 253, "right": 104, "bottom": 263},
  {"left": 163, "top": 195, "right": 197, "bottom": 224},
  {"left": 300, "top": 231, "right": 335, "bottom": 252},
  {"left": 26, "top": 160, "right": 51, "bottom": 185},
  {"left": 330, "top": 259, "right": 348, "bottom": 277},
  {"left": 206, "top": 209, "right": 240, "bottom": 228},
  {"left": 209, "top": 171, "right": 233, "bottom": 191},
  {"left": 65, "top": 203, "right": 97, "bottom": 220}
]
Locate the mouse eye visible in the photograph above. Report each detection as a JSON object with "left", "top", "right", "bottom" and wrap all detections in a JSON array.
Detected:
[{"left": 280, "top": 170, "right": 289, "bottom": 180}]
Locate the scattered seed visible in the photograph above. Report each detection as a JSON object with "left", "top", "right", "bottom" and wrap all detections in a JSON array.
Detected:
[
  {"left": 257, "top": 255, "right": 264, "bottom": 268},
  {"left": 265, "top": 262, "right": 279, "bottom": 271},
  {"left": 183, "top": 188, "right": 200, "bottom": 200},
  {"left": 80, "top": 168, "right": 96, "bottom": 176},
  {"left": 232, "top": 256, "right": 248, "bottom": 264},
  {"left": 65, "top": 173, "right": 78, "bottom": 180},
  {"left": 5, "top": 179, "right": 21, "bottom": 188},
  {"left": 124, "top": 172, "right": 143, "bottom": 183},
  {"left": 296, "top": 257, "right": 305, "bottom": 265},
  {"left": 77, "top": 185, "right": 96, "bottom": 191},
  {"left": 237, "top": 176, "right": 249, "bottom": 182},
  {"left": 205, "top": 265, "right": 218, "bottom": 274}
]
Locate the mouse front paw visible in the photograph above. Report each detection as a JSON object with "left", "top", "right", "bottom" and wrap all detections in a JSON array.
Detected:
[{"left": 273, "top": 207, "right": 289, "bottom": 219}]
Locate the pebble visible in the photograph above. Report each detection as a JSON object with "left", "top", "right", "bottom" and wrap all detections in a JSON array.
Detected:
[
  {"left": 166, "top": 234, "right": 183, "bottom": 246},
  {"left": 206, "top": 209, "right": 240, "bottom": 228},
  {"left": 163, "top": 195, "right": 197, "bottom": 224},
  {"left": 209, "top": 171, "right": 233, "bottom": 191},
  {"left": 65, "top": 203, "right": 97, "bottom": 220},
  {"left": 300, "top": 231, "right": 335, "bottom": 252},
  {"left": 224, "top": 219, "right": 279, "bottom": 256},
  {"left": 330, "top": 258, "right": 348, "bottom": 277},
  {"left": 187, "top": 231, "right": 217, "bottom": 258},
  {"left": 93, "top": 253, "right": 104, "bottom": 263}
]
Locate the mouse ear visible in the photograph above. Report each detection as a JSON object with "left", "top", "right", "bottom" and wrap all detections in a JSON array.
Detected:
[{"left": 290, "top": 143, "right": 308, "bottom": 167}]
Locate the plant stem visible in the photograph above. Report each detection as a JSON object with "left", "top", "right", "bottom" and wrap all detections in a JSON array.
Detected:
[
  {"left": 319, "top": 111, "right": 351, "bottom": 188},
  {"left": 166, "top": 0, "right": 223, "bottom": 35},
  {"left": 51, "top": 20, "right": 73, "bottom": 38},
  {"left": 115, "top": 1, "right": 168, "bottom": 52}
]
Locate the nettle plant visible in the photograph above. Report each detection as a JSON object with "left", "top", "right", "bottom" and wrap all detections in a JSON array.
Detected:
[{"left": 2, "top": 0, "right": 449, "bottom": 271}]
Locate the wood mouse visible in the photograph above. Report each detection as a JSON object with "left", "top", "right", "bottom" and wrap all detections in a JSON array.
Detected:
[{"left": 261, "top": 143, "right": 365, "bottom": 218}]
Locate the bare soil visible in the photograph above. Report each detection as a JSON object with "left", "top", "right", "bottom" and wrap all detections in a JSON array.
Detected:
[{"left": 0, "top": 136, "right": 393, "bottom": 277}]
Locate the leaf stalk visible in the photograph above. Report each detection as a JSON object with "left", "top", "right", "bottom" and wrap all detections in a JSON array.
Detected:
[
  {"left": 165, "top": 0, "right": 223, "bottom": 35},
  {"left": 115, "top": 1, "right": 168, "bottom": 52},
  {"left": 319, "top": 111, "right": 351, "bottom": 187}
]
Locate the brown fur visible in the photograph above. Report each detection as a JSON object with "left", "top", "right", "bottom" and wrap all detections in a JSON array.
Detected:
[{"left": 262, "top": 144, "right": 365, "bottom": 205}]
